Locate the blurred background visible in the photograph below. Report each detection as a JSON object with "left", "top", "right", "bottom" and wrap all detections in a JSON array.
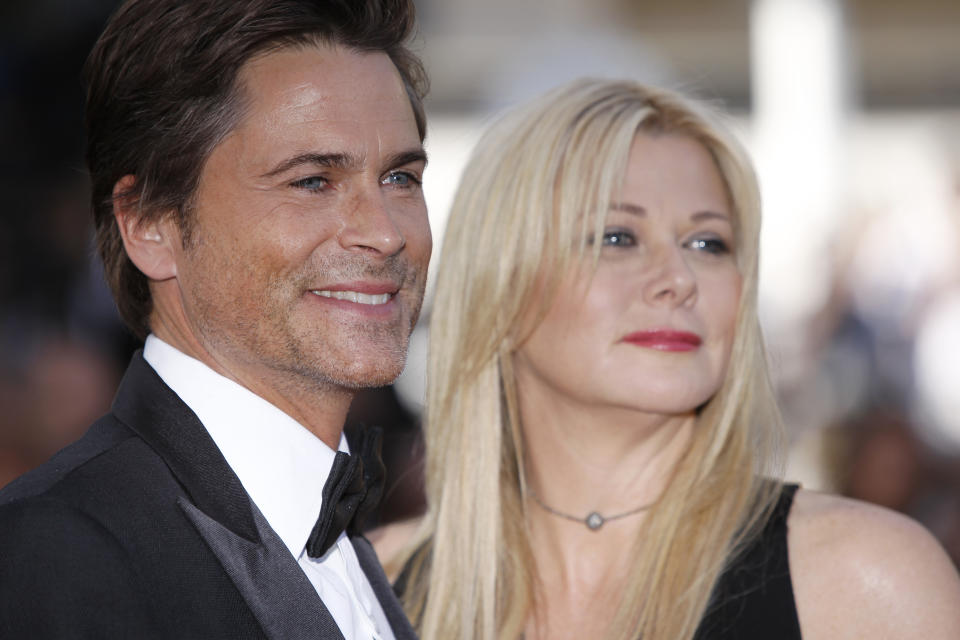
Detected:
[{"left": 1, "top": 0, "right": 959, "bottom": 562}]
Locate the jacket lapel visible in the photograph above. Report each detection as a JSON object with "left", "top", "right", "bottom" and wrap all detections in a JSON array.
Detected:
[
  {"left": 352, "top": 535, "right": 419, "bottom": 640},
  {"left": 111, "top": 352, "right": 344, "bottom": 639},
  {"left": 180, "top": 498, "right": 344, "bottom": 640},
  {"left": 111, "top": 352, "right": 259, "bottom": 542}
]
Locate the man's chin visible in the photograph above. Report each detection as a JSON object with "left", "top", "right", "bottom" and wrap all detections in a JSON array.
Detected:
[
  {"left": 317, "top": 358, "right": 407, "bottom": 391},
  {"left": 335, "top": 372, "right": 402, "bottom": 390}
]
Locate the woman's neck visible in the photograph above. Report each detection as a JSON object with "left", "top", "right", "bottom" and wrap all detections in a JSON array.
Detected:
[
  {"left": 521, "top": 385, "right": 696, "bottom": 511},
  {"left": 519, "top": 381, "right": 696, "bottom": 596}
]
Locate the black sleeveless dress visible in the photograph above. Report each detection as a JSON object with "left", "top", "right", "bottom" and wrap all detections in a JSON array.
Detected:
[
  {"left": 394, "top": 484, "right": 803, "bottom": 639},
  {"left": 692, "top": 483, "right": 802, "bottom": 638}
]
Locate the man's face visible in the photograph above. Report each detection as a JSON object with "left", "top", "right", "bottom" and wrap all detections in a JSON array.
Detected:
[{"left": 168, "top": 44, "right": 430, "bottom": 394}]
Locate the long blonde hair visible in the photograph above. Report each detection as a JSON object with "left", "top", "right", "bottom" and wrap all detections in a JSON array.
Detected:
[{"left": 399, "top": 78, "right": 785, "bottom": 640}]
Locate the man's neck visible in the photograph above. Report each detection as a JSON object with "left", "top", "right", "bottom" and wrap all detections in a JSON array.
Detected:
[{"left": 149, "top": 323, "right": 352, "bottom": 450}]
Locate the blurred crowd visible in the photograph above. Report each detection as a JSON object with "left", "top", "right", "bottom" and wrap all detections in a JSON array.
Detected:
[{"left": 774, "top": 177, "right": 960, "bottom": 563}]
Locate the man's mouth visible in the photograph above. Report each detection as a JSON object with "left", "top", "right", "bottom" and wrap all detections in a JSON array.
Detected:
[{"left": 310, "top": 290, "right": 393, "bottom": 305}]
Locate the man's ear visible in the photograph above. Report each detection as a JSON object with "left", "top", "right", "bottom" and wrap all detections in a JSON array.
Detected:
[{"left": 113, "top": 175, "right": 181, "bottom": 281}]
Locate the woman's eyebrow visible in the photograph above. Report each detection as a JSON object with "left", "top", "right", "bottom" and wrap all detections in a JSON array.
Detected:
[
  {"left": 611, "top": 202, "right": 646, "bottom": 216},
  {"left": 611, "top": 203, "right": 729, "bottom": 223},
  {"left": 691, "top": 210, "right": 731, "bottom": 222}
]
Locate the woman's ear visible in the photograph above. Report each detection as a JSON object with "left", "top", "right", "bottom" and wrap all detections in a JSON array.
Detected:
[{"left": 112, "top": 175, "right": 180, "bottom": 281}]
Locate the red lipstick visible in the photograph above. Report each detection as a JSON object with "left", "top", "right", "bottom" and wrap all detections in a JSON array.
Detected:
[{"left": 621, "top": 330, "right": 702, "bottom": 352}]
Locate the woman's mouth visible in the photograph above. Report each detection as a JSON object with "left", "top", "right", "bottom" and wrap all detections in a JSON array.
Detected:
[{"left": 621, "top": 330, "right": 703, "bottom": 352}]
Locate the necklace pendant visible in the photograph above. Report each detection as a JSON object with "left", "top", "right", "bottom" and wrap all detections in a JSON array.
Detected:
[{"left": 585, "top": 512, "right": 604, "bottom": 530}]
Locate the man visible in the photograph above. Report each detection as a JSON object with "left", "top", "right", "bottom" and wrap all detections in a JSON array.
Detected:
[{"left": 0, "top": 1, "right": 430, "bottom": 638}]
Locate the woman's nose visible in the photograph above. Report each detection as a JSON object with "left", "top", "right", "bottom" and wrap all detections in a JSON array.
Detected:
[{"left": 641, "top": 244, "right": 697, "bottom": 308}]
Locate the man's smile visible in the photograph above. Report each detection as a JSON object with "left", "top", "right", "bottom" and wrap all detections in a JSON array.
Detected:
[{"left": 310, "top": 290, "right": 393, "bottom": 305}]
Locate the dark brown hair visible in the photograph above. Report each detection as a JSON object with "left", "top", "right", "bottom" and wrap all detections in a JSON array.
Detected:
[{"left": 84, "top": 0, "right": 428, "bottom": 339}]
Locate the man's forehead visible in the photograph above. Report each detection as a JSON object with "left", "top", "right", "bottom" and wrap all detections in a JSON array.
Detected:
[
  {"left": 238, "top": 44, "right": 409, "bottom": 123},
  {"left": 214, "top": 44, "right": 420, "bottom": 174}
]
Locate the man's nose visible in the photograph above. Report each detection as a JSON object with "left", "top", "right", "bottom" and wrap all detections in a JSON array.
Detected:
[{"left": 336, "top": 187, "right": 406, "bottom": 257}]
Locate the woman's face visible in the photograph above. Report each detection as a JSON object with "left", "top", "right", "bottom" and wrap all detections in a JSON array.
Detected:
[{"left": 514, "top": 132, "right": 742, "bottom": 418}]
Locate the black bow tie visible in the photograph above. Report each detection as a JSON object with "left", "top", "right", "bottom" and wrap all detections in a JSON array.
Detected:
[{"left": 305, "top": 424, "right": 386, "bottom": 558}]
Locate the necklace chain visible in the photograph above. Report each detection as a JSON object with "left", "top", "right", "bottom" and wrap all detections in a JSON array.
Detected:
[{"left": 527, "top": 490, "right": 655, "bottom": 531}]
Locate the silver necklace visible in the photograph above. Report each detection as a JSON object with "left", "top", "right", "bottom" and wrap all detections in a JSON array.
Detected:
[{"left": 527, "top": 490, "right": 655, "bottom": 531}]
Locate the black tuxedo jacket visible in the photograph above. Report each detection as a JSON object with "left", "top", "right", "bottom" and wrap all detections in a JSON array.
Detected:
[{"left": 0, "top": 352, "right": 417, "bottom": 639}]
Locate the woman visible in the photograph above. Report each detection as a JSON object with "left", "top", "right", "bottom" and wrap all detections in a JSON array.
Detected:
[{"left": 371, "top": 79, "right": 960, "bottom": 639}]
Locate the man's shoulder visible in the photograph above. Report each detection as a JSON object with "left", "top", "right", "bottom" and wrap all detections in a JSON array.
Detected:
[
  {"left": 0, "top": 413, "right": 168, "bottom": 636},
  {"left": 0, "top": 412, "right": 136, "bottom": 509},
  {"left": 0, "top": 407, "right": 248, "bottom": 638},
  {"left": 0, "top": 489, "right": 164, "bottom": 638},
  {"left": 0, "top": 406, "right": 191, "bottom": 547},
  {"left": 0, "top": 411, "right": 175, "bottom": 554}
]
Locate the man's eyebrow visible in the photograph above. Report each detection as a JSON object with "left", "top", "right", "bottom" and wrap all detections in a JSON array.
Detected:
[
  {"left": 260, "top": 152, "right": 361, "bottom": 178},
  {"left": 260, "top": 149, "right": 426, "bottom": 179},
  {"left": 384, "top": 148, "right": 428, "bottom": 171}
]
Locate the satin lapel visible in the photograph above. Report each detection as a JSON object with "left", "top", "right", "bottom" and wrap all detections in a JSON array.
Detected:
[
  {"left": 111, "top": 352, "right": 258, "bottom": 542},
  {"left": 181, "top": 498, "right": 344, "bottom": 640},
  {"left": 111, "top": 353, "right": 343, "bottom": 638},
  {"left": 352, "top": 536, "right": 419, "bottom": 640}
]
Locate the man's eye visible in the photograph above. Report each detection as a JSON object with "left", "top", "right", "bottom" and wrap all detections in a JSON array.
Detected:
[
  {"left": 687, "top": 237, "right": 731, "bottom": 255},
  {"left": 290, "top": 176, "right": 329, "bottom": 192},
  {"left": 601, "top": 230, "right": 636, "bottom": 247},
  {"left": 382, "top": 171, "right": 422, "bottom": 188}
]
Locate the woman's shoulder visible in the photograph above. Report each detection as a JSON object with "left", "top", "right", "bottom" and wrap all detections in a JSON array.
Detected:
[
  {"left": 787, "top": 488, "right": 960, "bottom": 639},
  {"left": 367, "top": 517, "right": 424, "bottom": 583}
]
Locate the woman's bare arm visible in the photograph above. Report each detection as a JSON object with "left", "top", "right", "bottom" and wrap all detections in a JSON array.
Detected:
[
  {"left": 367, "top": 517, "right": 423, "bottom": 583},
  {"left": 789, "top": 489, "right": 960, "bottom": 639}
]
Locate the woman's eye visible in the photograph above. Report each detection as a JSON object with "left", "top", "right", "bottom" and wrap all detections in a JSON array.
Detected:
[
  {"left": 290, "top": 176, "right": 329, "bottom": 192},
  {"left": 601, "top": 229, "right": 636, "bottom": 247},
  {"left": 382, "top": 171, "right": 422, "bottom": 188},
  {"left": 687, "top": 237, "right": 731, "bottom": 255}
]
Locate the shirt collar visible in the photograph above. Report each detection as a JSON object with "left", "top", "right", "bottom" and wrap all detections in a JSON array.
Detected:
[{"left": 143, "top": 334, "right": 348, "bottom": 557}]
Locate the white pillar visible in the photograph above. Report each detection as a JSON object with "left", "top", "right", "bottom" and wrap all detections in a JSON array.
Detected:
[{"left": 751, "top": 0, "right": 849, "bottom": 329}]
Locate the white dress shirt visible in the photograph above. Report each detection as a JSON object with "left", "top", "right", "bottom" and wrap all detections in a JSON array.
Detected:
[{"left": 144, "top": 335, "right": 395, "bottom": 640}]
